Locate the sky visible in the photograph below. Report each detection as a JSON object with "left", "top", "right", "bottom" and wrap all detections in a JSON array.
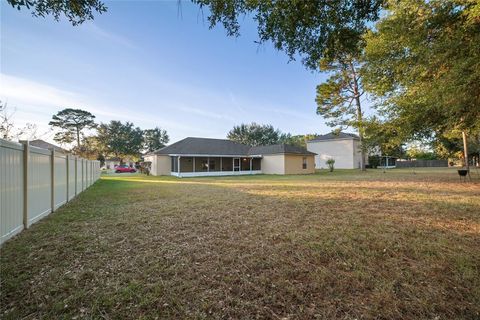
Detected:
[{"left": 1, "top": 0, "right": 334, "bottom": 145}]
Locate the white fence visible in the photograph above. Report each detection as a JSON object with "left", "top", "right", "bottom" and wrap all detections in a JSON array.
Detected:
[{"left": 0, "top": 139, "right": 100, "bottom": 245}]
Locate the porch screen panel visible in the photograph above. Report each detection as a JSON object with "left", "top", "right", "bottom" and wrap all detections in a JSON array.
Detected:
[
  {"left": 252, "top": 158, "right": 261, "bottom": 170},
  {"left": 241, "top": 157, "right": 250, "bottom": 171},
  {"left": 180, "top": 157, "right": 193, "bottom": 172},
  {"left": 195, "top": 157, "right": 208, "bottom": 172},
  {"left": 222, "top": 157, "right": 233, "bottom": 171},
  {"left": 209, "top": 157, "right": 221, "bottom": 172}
]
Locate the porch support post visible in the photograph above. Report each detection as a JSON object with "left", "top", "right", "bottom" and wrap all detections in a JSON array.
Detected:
[
  {"left": 178, "top": 156, "right": 181, "bottom": 177},
  {"left": 250, "top": 158, "right": 252, "bottom": 172},
  {"left": 220, "top": 157, "right": 222, "bottom": 172},
  {"left": 207, "top": 157, "right": 210, "bottom": 172},
  {"left": 193, "top": 157, "right": 195, "bottom": 173}
]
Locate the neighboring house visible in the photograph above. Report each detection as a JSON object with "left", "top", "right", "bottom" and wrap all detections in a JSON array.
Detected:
[
  {"left": 144, "top": 137, "right": 316, "bottom": 177},
  {"left": 104, "top": 157, "right": 136, "bottom": 169},
  {"left": 28, "top": 139, "right": 69, "bottom": 154},
  {"left": 307, "top": 132, "right": 366, "bottom": 169}
]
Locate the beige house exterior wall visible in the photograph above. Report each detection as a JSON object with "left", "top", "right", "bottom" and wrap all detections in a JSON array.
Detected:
[
  {"left": 145, "top": 155, "right": 170, "bottom": 176},
  {"left": 143, "top": 155, "right": 156, "bottom": 174},
  {"left": 307, "top": 139, "right": 358, "bottom": 169},
  {"left": 284, "top": 154, "right": 316, "bottom": 174},
  {"left": 261, "top": 154, "right": 285, "bottom": 174}
]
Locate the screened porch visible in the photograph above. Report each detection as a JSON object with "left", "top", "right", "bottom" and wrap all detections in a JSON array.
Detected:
[{"left": 170, "top": 156, "right": 262, "bottom": 177}]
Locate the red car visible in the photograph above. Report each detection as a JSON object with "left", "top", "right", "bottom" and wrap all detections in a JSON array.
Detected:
[{"left": 115, "top": 165, "right": 136, "bottom": 173}]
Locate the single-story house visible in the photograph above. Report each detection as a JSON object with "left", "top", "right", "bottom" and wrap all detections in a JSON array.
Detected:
[
  {"left": 307, "top": 132, "right": 367, "bottom": 169},
  {"left": 144, "top": 137, "right": 316, "bottom": 177}
]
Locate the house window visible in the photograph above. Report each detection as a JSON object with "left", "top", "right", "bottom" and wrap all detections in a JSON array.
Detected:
[{"left": 302, "top": 157, "right": 307, "bottom": 169}]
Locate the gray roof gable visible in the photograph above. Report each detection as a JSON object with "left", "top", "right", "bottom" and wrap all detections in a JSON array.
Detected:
[
  {"left": 152, "top": 137, "right": 316, "bottom": 156},
  {"left": 153, "top": 137, "right": 251, "bottom": 155},
  {"left": 29, "top": 139, "right": 68, "bottom": 153},
  {"left": 308, "top": 132, "right": 359, "bottom": 142},
  {"left": 248, "top": 144, "right": 316, "bottom": 156}
]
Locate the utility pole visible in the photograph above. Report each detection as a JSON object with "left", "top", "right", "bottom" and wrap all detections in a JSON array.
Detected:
[{"left": 462, "top": 131, "right": 469, "bottom": 169}]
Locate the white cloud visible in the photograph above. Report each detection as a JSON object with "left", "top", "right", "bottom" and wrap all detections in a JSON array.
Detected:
[
  {"left": 0, "top": 73, "right": 79, "bottom": 108},
  {"left": 0, "top": 73, "right": 219, "bottom": 143}
]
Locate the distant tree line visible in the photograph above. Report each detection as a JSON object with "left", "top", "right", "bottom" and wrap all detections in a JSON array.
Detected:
[
  {"left": 46, "top": 108, "right": 169, "bottom": 164},
  {"left": 227, "top": 122, "right": 318, "bottom": 148}
]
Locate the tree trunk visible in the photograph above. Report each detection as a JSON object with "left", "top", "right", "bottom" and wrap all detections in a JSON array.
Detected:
[
  {"left": 462, "top": 131, "right": 469, "bottom": 169},
  {"left": 350, "top": 62, "right": 366, "bottom": 171}
]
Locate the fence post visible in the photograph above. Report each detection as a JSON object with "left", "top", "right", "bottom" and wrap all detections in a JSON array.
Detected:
[
  {"left": 22, "top": 141, "right": 29, "bottom": 229},
  {"left": 74, "top": 156, "right": 78, "bottom": 195},
  {"left": 66, "top": 154, "right": 69, "bottom": 202},
  {"left": 81, "top": 159, "right": 84, "bottom": 191},
  {"left": 51, "top": 149, "right": 55, "bottom": 212}
]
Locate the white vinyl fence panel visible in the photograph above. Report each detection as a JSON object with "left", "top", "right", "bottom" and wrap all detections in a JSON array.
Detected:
[
  {"left": 0, "top": 139, "right": 100, "bottom": 245},
  {"left": 68, "top": 156, "right": 76, "bottom": 200},
  {"left": 0, "top": 140, "right": 24, "bottom": 243},
  {"left": 54, "top": 153, "right": 67, "bottom": 210},
  {"left": 82, "top": 160, "right": 86, "bottom": 191},
  {"left": 76, "top": 159, "right": 83, "bottom": 194},
  {"left": 86, "top": 161, "right": 91, "bottom": 187},
  {"left": 28, "top": 147, "right": 52, "bottom": 226}
]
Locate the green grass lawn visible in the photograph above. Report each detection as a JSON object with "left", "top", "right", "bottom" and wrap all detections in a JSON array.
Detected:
[{"left": 1, "top": 168, "right": 479, "bottom": 319}]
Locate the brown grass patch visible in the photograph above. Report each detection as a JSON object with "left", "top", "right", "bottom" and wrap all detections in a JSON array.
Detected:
[{"left": 1, "top": 169, "right": 479, "bottom": 319}]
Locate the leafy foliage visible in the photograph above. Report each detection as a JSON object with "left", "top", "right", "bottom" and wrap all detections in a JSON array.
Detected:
[
  {"left": 433, "top": 129, "right": 480, "bottom": 162},
  {"left": 143, "top": 127, "right": 169, "bottom": 153},
  {"left": 97, "top": 121, "right": 144, "bottom": 161},
  {"left": 49, "top": 108, "right": 96, "bottom": 147},
  {"left": 72, "top": 135, "right": 105, "bottom": 161},
  {"left": 405, "top": 147, "right": 438, "bottom": 160},
  {"left": 227, "top": 122, "right": 288, "bottom": 146},
  {"left": 316, "top": 55, "right": 367, "bottom": 169},
  {"left": 6, "top": 0, "right": 107, "bottom": 25},
  {"left": 316, "top": 57, "right": 365, "bottom": 128},
  {"left": 281, "top": 134, "right": 319, "bottom": 148},
  {"left": 362, "top": 116, "right": 406, "bottom": 158},
  {"left": 193, "top": 0, "right": 383, "bottom": 69},
  {"left": 363, "top": 0, "right": 480, "bottom": 136},
  {"left": 326, "top": 158, "right": 335, "bottom": 172}
]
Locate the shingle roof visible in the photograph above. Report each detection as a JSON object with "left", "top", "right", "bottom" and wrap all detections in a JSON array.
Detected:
[
  {"left": 29, "top": 139, "right": 68, "bottom": 153},
  {"left": 307, "top": 132, "right": 359, "bottom": 142},
  {"left": 153, "top": 137, "right": 251, "bottom": 155},
  {"left": 152, "top": 137, "right": 316, "bottom": 156},
  {"left": 248, "top": 144, "right": 316, "bottom": 156}
]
